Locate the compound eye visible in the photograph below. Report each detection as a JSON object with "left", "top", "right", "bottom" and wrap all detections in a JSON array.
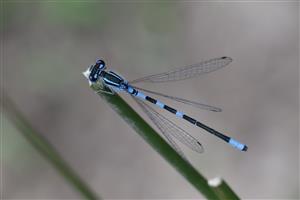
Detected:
[
  {"left": 96, "top": 59, "right": 106, "bottom": 70},
  {"left": 88, "top": 59, "right": 105, "bottom": 82}
]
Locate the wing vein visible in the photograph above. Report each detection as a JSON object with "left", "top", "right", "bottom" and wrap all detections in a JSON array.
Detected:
[
  {"left": 132, "top": 96, "right": 204, "bottom": 160},
  {"left": 129, "top": 57, "right": 232, "bottom": 84},
  {"left": 132, "top": 86, "right": 222, "bottom": 112}
]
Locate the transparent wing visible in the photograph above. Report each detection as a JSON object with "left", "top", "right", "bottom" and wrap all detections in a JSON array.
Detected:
[
  {"left": 129, "top": 57, "right": 232, "bottom": 84},
  {"left": 132, "top": 97, "right": 204, "bottom": 160},
  {"left": 132, "top": 86, "right": 222, "bottom": 112}
]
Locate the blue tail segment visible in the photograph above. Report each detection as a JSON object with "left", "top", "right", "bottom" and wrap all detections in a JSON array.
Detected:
[
  {"left": 133, "top": 89, "right": 248, "bottom": 152},
  {"left": 229, "top": 138, "right": 248, "bottom": 151}
]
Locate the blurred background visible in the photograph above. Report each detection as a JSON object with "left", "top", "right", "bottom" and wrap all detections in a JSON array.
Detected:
[{"left": 1, "top": 1, "right": 299, "bottom": 199}]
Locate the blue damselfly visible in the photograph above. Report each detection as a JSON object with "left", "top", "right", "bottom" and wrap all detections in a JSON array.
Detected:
[{"left": 83, "top": 57, "right": 248, "bottom": 159}]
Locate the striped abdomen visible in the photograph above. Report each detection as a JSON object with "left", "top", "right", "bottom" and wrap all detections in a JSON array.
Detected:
[{"left": 133, "top": 89, "right": 247, "bottom": 151}]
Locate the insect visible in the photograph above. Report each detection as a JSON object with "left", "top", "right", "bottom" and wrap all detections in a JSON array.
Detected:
[{"left": 83, "top": 57, "right": 248, "bottom": 160}]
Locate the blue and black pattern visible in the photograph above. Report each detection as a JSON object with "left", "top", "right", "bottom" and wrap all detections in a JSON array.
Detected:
[
  {"left": 85, "top": 56, "right": 248, "bottom": 156},
  {"left": 133, "top": 90, "right": 247, "bottom": 151}
]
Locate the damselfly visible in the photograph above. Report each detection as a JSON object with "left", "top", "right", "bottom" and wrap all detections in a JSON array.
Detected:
[{"left": 83, "top": 57, "right": 248, "bottom": 160}]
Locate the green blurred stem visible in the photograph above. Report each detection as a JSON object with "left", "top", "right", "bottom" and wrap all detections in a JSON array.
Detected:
[
  {"left": 2, "top": 94, "right": 99, "bottom": 200},
  {"left": 90, "top": 82, "right": 240, "bottom": 199},
  {"left": 211, "top": 179, "right": 240, "bottom": 200}
]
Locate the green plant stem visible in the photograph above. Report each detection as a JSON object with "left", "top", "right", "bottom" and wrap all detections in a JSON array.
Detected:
[
  {"left": 2, "top": 94, "right": 99, "bottom": 200},
  {"left": 211, "top": 179, "right": 240, "bottom": 200},
  {"left": 90, "top": 82, "right": 223, "bottom": 199}
]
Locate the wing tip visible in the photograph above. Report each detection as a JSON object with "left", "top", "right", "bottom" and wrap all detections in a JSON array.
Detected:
[
  {"left": 211, "top": 108, "right": 222, "bottom": 112},
  {"left": 196, "top": 141, "right": 205, "bottom": 153},
  {"left": 221, "top": 56, "right": 233, "bottom": 63}
]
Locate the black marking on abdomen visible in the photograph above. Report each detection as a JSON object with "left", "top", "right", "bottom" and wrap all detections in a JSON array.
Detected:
[
  {"left": 143, "top": 94, "right": 232, "bottom": 144},
  {"left": 196, "top": 121, "right": 230, "bottom": 142},
  {"left": 182, "top": 114, "right": 230, "bottom": 143},
  {"left": 183, "top": 114, "right": 197, "bottom": 124},
  {"left": 130, "top": 88, "right": 138, "bottom": 95},
  {"left": 163, "top": 105, "right": 177, "bottom": 114},
  {"left": 145, "top": 96, "right": 157, "bottom": 104}
]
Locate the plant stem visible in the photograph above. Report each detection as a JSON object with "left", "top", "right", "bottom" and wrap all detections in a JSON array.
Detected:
[
  {"left": 89, "top": 82, "right": 221, "bottom": 199},
  {"left": 210, "top": 178, "right": 240, "bottom": 200},
  {"left": 2, "top": 94, "right": 99, "bottom": 200}
]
